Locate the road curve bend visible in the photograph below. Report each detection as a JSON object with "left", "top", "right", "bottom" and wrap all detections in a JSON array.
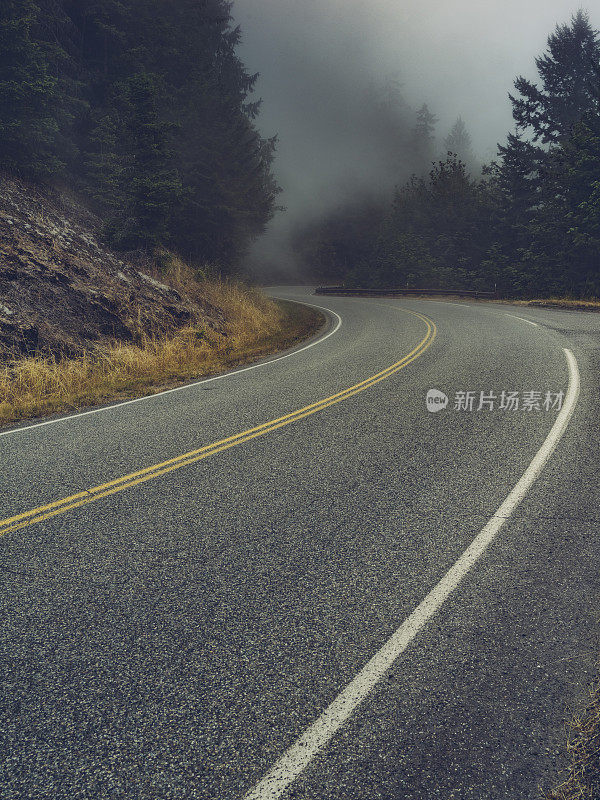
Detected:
[{"left": 1, "top": 287, "right": 599, "bottom": 800}]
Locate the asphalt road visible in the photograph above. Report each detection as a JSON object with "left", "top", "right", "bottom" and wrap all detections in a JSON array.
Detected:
[{"left": 1, "top": 287, "right": 599, "bottom": 800}]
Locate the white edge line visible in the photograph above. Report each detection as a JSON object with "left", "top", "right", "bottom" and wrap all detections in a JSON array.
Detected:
[
  {"left": 504, "top": 313, "right": 539, "bottom": 327},
  {"left": 0, "top": 300, "right": 342, "bottom": 439},
  {"left": 244, "top": 347, "right": 580, "bottom": 800}
]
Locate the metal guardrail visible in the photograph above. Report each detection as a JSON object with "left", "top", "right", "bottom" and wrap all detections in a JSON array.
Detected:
[{"left": 315, "top": 286, "right": 498, "bottom": 299}]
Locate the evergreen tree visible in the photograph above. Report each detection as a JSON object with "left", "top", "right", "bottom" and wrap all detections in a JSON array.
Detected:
[
  {"left": 88, "top": 71, "right": 181, "bottom": 249},
  {"left": 372, "top": 155, "right": 497, "bottom": 289},
  {"left": 411, "top": 103, "right": 438, "bottom": 174},
  {"left": 492, "top": 11, "right": 600, "bottom": 294},
  {"left": 0, "top": 0, "right": 279, "bottom": 266},
  {"left": 515, "top": 113, "right": 600, "bottom": 296},
  {"left": 293, "top": 13, "right": 600, "bottom": 298},
  {"left": 169, "top": 2, "right": 280, "bottom": 263},
  {"left": 497, "top": 11, "right": 600, "bottom": 215},
  {"left": 444, "top": 117, "right": 478, "bottom": 174},
  {"left": 0, "top": 0, "right": 61, "bottom": 177},
  {"left": 510, "top": 10, "right": 600, "bottom": 144},
  {"left": 35, "top": 0, "right": 86, "bottom": 177},
  {"left": 362, "top": 76, "right": 411, "bottom": 181}
]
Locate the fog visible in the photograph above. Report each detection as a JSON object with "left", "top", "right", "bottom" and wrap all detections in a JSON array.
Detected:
[{"left": 232, "top": 0, "right": 594, "bottom": 276}]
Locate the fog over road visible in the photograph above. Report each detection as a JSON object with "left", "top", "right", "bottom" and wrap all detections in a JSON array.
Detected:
[
  {"left": 1, "top": 289, "right": 599, "bottom": 799},
  {"left": 233, "top": 1, "right": 600, "bottom": 274}
]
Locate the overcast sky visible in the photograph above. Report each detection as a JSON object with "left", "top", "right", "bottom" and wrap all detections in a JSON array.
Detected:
[{"left": 232, "top": 1, "right": 595, "bottom": 271}]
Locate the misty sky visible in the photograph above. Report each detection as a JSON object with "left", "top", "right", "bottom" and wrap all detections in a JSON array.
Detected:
[{"left": 232, "top": 0, "right": 595, "bottom": 270}]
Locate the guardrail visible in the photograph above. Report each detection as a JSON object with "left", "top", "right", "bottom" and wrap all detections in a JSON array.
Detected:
[{"left": 314, "top": 286, "right": 498, "bottom": 299}]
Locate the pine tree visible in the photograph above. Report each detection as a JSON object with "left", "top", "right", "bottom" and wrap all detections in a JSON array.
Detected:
[
  {"left": 492, "top": 11, "right": 600, "bottom": 293},
  {"left": 0, "top": 0, "right": 61, "bottom": 176},
  {"left": 362, "top": 76, "right": 411, "bottom": 182},
  {"left": 35, "top": 0, "right": 86, "bottom": 177},
  {"left": 510, "top": 10, "right": 600, "bottom": 145},
  {"left": 167, "top": 0, "right": 279, "bottom": 263},
  {"left": 372, "top": 155, "right": 498, "bottom": 290},
  {"left": 0, "top": 0, "right": 280, "bottom": 266},
  {"left": 411, "top": 103, "right": 438, "bottom": 174},
  {"left": 444, "top": 117, "right": 478, "bottom": 174},
  {"left": 515, "top": 113, "right": 600, "bottom": 296},
  {"left": 498, "top": 11, "right": 600, "bottom": 209},
  {"left": 89, "top": 71, "right": 181, "bottom": 249}
]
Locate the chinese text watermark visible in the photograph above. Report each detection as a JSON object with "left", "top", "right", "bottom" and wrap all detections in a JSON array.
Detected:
[{"left": 426, "top": 390, "right": 564, "bottom": 413}]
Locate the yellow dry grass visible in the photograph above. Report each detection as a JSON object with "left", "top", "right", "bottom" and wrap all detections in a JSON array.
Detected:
[
  {"left": 543, "top": 682, "right": 600, "bottom": 800},
  {"left": 515, "top": 298, "right": 600, "bottom": 311},
  {"left": 0, "top": 268, "right": 322, "bottom": 427}
]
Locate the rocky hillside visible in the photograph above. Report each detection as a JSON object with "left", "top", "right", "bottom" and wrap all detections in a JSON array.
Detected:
[{"left": 0, "top": 176, "right": 226, "bottom": 360}]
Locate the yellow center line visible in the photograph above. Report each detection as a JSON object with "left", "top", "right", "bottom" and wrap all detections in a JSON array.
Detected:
[{"left": 0, "top": 308, "right": 436, "bottom": 537}]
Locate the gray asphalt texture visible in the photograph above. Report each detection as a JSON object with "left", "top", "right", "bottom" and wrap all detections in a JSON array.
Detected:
[{"left": 0, "top": 287, "right": 599, "bottom": 799}]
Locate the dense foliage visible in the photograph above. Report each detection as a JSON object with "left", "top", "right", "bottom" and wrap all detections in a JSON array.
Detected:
[
  {"left": 3, "top": 4, "right": 600, "bottom": 295},
  {"left": 0, "top": 0, "right": 279, "bottom": 265},
  {"left": 295, "top": 11, "right": 600, "bottom": 298}
]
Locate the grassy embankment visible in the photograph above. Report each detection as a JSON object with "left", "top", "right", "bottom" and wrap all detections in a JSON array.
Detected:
[
  {"left": 544, "top": 682, "right": 599, "bottom": 799},
  {"left": 515, "top": 298, "right": 600, "bottom": 311},
  {"left": 0, "top": 266, "right": 323, "bottom": 427}
]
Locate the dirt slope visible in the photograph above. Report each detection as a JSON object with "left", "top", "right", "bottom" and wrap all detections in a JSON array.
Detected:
[{"left": 0, "top": 175, "right": 226, "bottom": 359}]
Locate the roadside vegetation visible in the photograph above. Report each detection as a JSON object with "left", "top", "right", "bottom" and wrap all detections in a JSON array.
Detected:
[
  {"left": 515, "top": 299, "right": 600, "bottom": 311},
  {"left": 0, "top": 268, "right": 322, "bottom": 427},
  {"left": 293, "top": 12, "right": 600, "bottom": 301},
  {"left": 0, "top": 2, "right": 321, "bottom": 428},
  {"left": 544, "top": 682, "right": 600, "bottom": 800},
  {"left": 0, "top": 0, "right": 278, "bottom": 262},
  {"left": 0, "top": 0, "right": 598, "bottom": 796}
]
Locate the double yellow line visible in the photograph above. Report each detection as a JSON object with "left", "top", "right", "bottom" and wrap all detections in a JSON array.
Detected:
[{"left": 0, "top": 309, "right": 436, "bottom": 538}]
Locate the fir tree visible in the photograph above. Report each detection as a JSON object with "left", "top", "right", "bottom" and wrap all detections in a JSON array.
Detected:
[
  {"left": 90, "top": 71, "right": 181, "bottom": 249},
  {"left": 497, "top": 11, "right": 600, "bottom": 212},
  {"left": 0, "top": 0, "right": 280, "bottom": 265},
  {"left": 0, "top": 0, "right": 61, "bottom": 176},
  {"left": 444, "top": 117, "right": 478, "bottom": 174},
  {"left": 510, "top": 10, "right": 600, "bottom": 144},
  {"left": 492, "top": 10, "right": 600, "bottom": 292},
  {"left": 411, "top": 103, "right": 438, "bottom": 173},
  {"left": 373, "top": 155, "right": 497, "bottom": 289}
]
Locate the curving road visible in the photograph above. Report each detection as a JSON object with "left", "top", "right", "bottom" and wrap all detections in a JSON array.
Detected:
[{"left": 1, "top": 287, "right": 599, "bottom": 799}]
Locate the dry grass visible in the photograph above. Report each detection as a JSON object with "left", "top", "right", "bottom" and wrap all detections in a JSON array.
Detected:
[
  {"left": 515, "top": 298, "right": 600, "bottom": 311},
  {"left": 0, "top": 267, "right": 323, "bottom": 427},
  {"left": 543, "top": 682, "right": 600, "bottom": 799}
]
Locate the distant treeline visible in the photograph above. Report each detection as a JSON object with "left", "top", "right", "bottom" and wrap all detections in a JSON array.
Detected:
[
  {"left": 0, "top": 0, "right": 279, "bottom": 265},
  {"left": 294, "top": 11, "right": 600, "bottom": 298}
]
